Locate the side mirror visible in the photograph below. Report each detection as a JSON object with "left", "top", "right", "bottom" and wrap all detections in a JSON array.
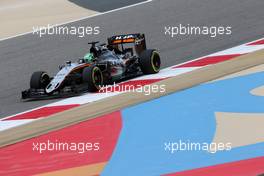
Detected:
[
  {"left": 66, "top": 61, "right": 72, "bottom": 66},
  {"left": 59, "top": 65, "right": 64, "bottom": 70},
  {"left": 79, "top": 59, "right": 85, "bottom": 64}
]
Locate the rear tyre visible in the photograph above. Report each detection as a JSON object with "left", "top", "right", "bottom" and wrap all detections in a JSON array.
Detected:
[
  {"left": 30, "top": 71, "right": 50, "bottom": 89},
  {"left": 82, "top": 66, "right": 103, "bottom": 92},
  {"left": 139, "top": 49, "right": 161, "bottom": 74}
]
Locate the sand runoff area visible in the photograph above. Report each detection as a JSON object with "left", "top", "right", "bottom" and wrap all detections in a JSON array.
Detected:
[
  {"left": 0, "top": 0, "right": 98, "bottom": 39},
  {"left": 211, "top": 63, "right": 264, "bottom": 150}
]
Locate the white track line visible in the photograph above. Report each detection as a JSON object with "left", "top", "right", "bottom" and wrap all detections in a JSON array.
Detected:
[
  {"left": 0, "top": 119, "right": 35, "bottom": 131},
  {"left": 0, "top": 0, "right": 153, "bottom": 42},
  {"left": 172, "top": 37, "right": 264, "bottom": 67}
]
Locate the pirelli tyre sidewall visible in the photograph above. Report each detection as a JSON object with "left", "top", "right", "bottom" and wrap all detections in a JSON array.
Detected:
[
  {"left": 139, "top": 49, "right": 161, "bottom": 74},
  {"left": 83, "top": 66, "right": 103, "bottom": 92},
  {"left": 30, "top": 71, "right": 50, "bottom": 89}
]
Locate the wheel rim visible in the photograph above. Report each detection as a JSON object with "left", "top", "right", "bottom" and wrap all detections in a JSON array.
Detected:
[
  {"left": 40, "top": 73, "right": 50, "bottom": 88},
  {"left": 92, "top": 67, "right": 103, "bottom": 89},
  {"left": 151, "top": 51, "right": 161, "bottom": 72}
]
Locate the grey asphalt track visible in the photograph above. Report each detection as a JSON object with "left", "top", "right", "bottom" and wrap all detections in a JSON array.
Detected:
[
  {"left": 0, "top": 0, "right": 264, "bottom": 118},
  {"left": 68, "top": 0, "right": 146, "bottom": 12}
]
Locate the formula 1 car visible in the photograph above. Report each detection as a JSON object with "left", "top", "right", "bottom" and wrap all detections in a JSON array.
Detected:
[{"left": 21, "top": 33, "right": 161, "bottom": 99}]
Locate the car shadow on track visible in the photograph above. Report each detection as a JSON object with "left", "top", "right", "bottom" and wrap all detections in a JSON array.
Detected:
[{"left": 68, "top": 0, "right": 146, "bottom": 12}]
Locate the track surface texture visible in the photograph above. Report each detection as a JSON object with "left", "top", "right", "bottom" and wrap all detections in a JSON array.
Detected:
[
  {"left": 0, "top": 0, "right": 264, "bottom": 118},
  {"left": 68, "top": 0, "right": 147, "bottom": 12}
]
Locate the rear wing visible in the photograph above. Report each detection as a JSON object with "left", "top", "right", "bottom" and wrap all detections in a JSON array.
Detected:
[{"left": 108, "top": 33, "right": 146, "bottom": 55}]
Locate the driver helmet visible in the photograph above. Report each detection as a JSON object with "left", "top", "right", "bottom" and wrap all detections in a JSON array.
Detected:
[{"left": 84, "top": 53, "right": 94, "bottom": 63}]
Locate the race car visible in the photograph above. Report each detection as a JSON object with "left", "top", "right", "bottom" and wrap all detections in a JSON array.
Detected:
[{"left": 21, "top": 33, "right": 161, "bottom": 99}]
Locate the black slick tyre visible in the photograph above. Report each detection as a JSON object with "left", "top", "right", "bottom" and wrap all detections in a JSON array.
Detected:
[
  {"left": 139, "top": 49, "right": 161, "bottom": 74},
  {"left": 82, "top": 66, "right": 103, "bottom": 92},
  {"left": 30, "top": 71, "right": 50, "bottom": 89}
]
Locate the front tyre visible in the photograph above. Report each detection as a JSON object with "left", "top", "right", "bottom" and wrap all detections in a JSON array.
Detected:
[
  {"left": 30, "top": 71, "right": 50, "bottom": 89},
  {"left": 139, "top": 49, "right": 161, "bottom": 74},
  {"left": 82, "top": 66, "right": 103, "bottom": 92}
]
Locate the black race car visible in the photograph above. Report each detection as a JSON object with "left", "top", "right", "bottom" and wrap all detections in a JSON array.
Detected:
[{"left": 21, "top": 33, "right": 161, "bottom": 99}]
